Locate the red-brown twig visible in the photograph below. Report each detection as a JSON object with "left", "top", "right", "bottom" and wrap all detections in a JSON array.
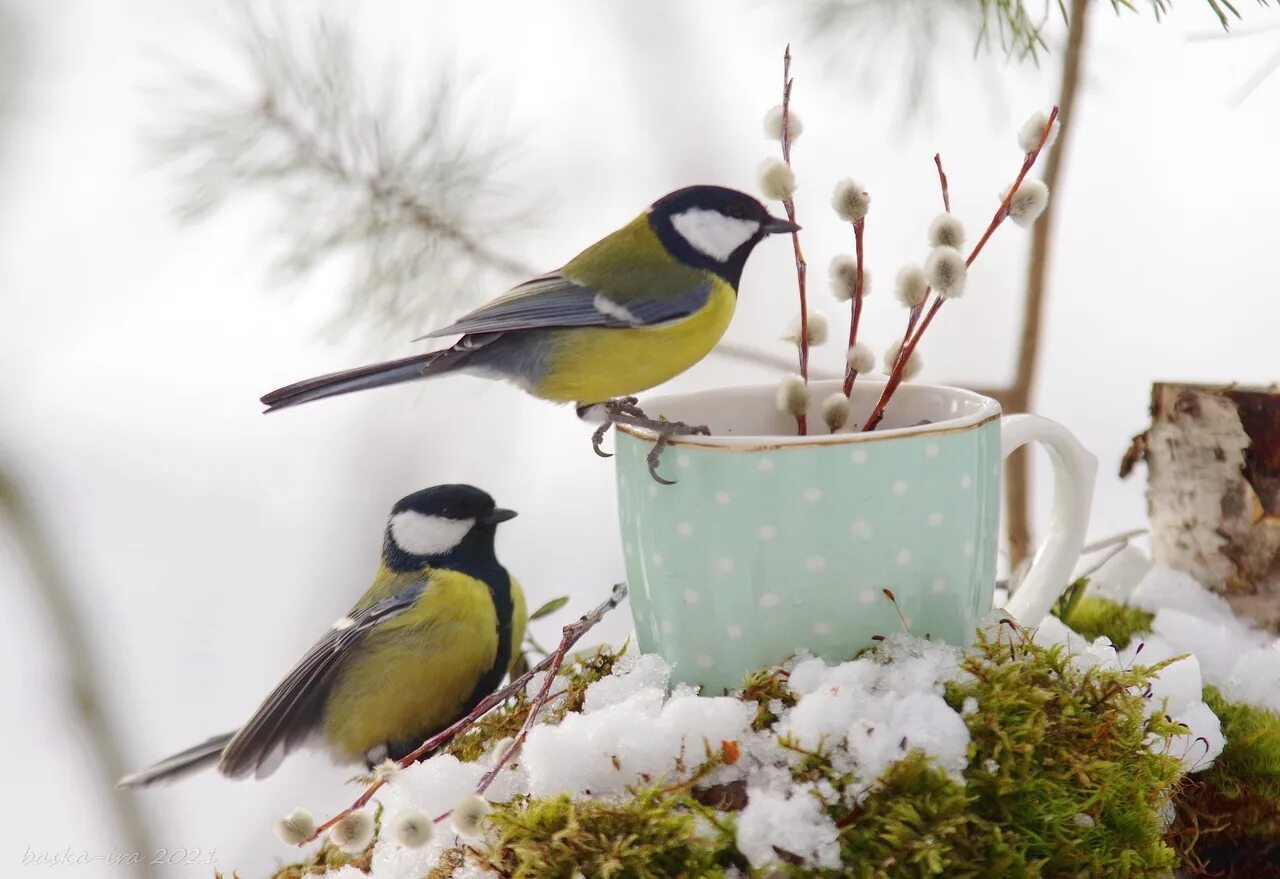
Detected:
[
  {"left": 841, "top": 217, "right": 866, "bottom": 398},
  {"left": 862, "top": 107, "right": 1059, "bottom": 433},
  {"left": 302, "top": 583, "right": 629, "bottom": 844},
  {"left": 887, "top": 154, "right": 950, "bottom": 381},
  {"left": 934, "top": 153, "right": 951, "bottom": 213},
  {"left": 779, "top": 45, "right": 808, "bottom": 435}
]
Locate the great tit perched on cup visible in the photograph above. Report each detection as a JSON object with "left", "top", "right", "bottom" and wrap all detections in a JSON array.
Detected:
[
  {"left": 119, "top": 485, "right": 526, "bottom": 786},
  {"left": 260, "top": 185, "right": 798, "bottom": 413}
]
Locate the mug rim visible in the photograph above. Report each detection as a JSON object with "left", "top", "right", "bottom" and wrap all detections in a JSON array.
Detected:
[{"left": 615, "top": 379, "right": 1001, "bottom": 450}]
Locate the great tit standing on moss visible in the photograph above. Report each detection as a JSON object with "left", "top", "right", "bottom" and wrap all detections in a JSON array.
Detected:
[
  {"left": 120, "top": 485, "right": 526, "bottom": 786},
  {"left": 260, "top": 185, "right": 798, "bottom": 413}
]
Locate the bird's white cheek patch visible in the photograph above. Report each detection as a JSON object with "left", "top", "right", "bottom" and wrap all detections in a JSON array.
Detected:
[
  {"left": 670, "top": 208, "right": 760, "bottom": 262},
  {"left": 390, "top": 511, "right": 473, "bottom": 556}
]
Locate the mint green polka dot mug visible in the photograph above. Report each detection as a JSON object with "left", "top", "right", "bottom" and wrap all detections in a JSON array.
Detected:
[{"left": 614, "top": 379, "right": 1097, "bottom": 692}]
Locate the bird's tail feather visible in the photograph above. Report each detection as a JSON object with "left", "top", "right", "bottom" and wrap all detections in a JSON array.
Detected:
[
  {"left": 260, "top": 348, "right": 466, "bottom": 412},
  {"left": 117, "top": 732, "right": 235, "bottom": 788}
]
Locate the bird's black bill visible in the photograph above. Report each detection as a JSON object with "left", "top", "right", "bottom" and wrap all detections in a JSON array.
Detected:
[
  {"left": 763, "top": 216, "right": 801, "bottom": 234},
  {"left": 480, "top": 508, "right": 518, "bottom": 525}
]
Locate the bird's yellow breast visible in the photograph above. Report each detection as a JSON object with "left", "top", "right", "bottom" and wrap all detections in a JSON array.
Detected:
[
  {"left": 321, "top": 569, "right": 524, "bottom": 761},
  {"left": 533, "top": 278, "right": 737, "bottom": 403}
]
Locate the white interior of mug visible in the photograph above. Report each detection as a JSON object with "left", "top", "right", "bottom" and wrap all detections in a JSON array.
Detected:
[{"left": 619, "top": 379, "right": 1000, "bottom": 448}]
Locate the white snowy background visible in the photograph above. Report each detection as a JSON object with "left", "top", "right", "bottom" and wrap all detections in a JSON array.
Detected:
[{"left": 2, "top": 1, "right": 1278, "bottom": 876}]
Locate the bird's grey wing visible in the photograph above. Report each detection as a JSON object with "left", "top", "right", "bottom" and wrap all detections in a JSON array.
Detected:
[
  {"left": 419, "top": 271, "right": 713, "bottom": 338},
  {"left": 217, "top": 581, "right": 427, "bottom": 779}
]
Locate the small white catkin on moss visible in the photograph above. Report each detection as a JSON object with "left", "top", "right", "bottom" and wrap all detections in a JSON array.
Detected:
[
  {"left": 884, "top": 340, "right": 923, "bottom": 380},
  {"left": 831, "top": 178, "right": 870, "bottom": 222},
  {"left": 923, "top": 246, "right": 967, "bottom": 299},
  {"left": 373, "top": 758, "right": 401, "bottom": 783},
  {"left": 847, "top": 342, "right": 875, "bottom": 375},
  {"left": 928, "top": 213, "right": 965, "bottom": 249},
  {"left": 1018, "top": 111, "right": 1060, "bottom": 154},
  {"left": 783, "top": 312, "right": 829, "bottom": 346},
  {"left": 763, "top": 104, "right": 803, "bottom": 141},
  {"left": 1006, "top": 180, "right": 1050, "bottom": 227},
  {"left": 821, "top": 392, "right": 851, "bottom": 432},
  {"left": 450, "top": 794, "right": 493, "bottom": 838},
  {"left": 272, "top": 807, "right": 316, "bottom": 847},
  {"left": 776, "top": 374, "right": 810, "bottom": 418},
  {"left": 894, "top": 265, "right": 928, "bottom": 308},
  {"left": 758, "top": 158, "right": 797, "bottom": 202},
  {"left": 328, "top": 810, "right": 375, "bottom": 854},
  {"left": 390, "top": 809, "right": 435, "bottom": 849}
]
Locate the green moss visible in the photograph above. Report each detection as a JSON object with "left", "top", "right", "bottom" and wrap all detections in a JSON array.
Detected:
[
  {"left": 263, "top": 630, "right": 1210, "bottom": 879},
  {"left": 446, "top": 644, "right": 626, "bottom": 763},
  {"left": 944, "top": 628, "right": 1184, "bottom": 878},
  {"left": 481, "top": 788, "right": 731, "bottom": 879},
  {"left": 738, "top": 666, "right": 797, "bottom": 732},
  {"left": 762, "top": 628, "right": 1185, "bottom": 878},
  {"left": 1172, "top": 686, "right": 1280, "bottom": 877},
  {"left": 269, "top": 840, "right": 364, "bottom": 878},
  {"left": 1057, "top": 593, "right": 1155, "bottom": 650},
  {"left": 824, "top": 753, "right": 1017, "bottom": 878}
]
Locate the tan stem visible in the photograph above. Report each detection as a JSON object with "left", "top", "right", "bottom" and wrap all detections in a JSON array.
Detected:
[
  {"left": 0, "top": 469, "right": 157, "bottom": 879},
  {"left": 1007, "top": 0, "right": 1091, "bottom": 568}
]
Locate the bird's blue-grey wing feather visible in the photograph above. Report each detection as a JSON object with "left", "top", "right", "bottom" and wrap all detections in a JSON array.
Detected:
[
  {"left": 217, "top": 581, "right": 426, "bottom": 778},
  {"left": 421, "top": 272, "right": 712, "bottom": 338}
]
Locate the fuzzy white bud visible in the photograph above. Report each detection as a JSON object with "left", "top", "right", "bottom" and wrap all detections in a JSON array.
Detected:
[
  {"left": 923, "top": 246, "right": 967, "bottom": 299},
  {"left": 450, "top": 794, "right": 492, "bottom": 838},
  {"left": 783, "top": 312, "right": 829, "bottom": 346},
  {"left": 373, "top": 759, "right": 401, "bottom": 784},
  {"left": 487, "top": 737, "right": 516, "bottom": 763},
  {"left": 829, "top": 255, "right": 858, "bottom": 302},
  {"left": 272, "top": 807, "right": 316, "bottom": 847},
  {"left": 894, "top": 265, "right": 929, "bottom": 308},
  {"left": 928, "top": 213, "right": 965, "bottom": 249},
  {"left": 763, "top": 104, "right": 803, "bottom": 141},
  {"left": 847, "top": 342, "right": 875, "bottom": 375},
  {"left": 884, "top": 340, "right": 923, "bottom": 380},
  {"left": 831, "top": 178, "right": 870, "bottom": 222},
  {"left": 328, "top": 810, "right": 375, "bottom": 854},
  {"left": 821, "top": 392, "right": 851, "bottom": 432},
  {"left": 1006, "top": 180, "right": 1050, "bottom": 227},
  {"left": 1017, "top": 111, "right": 1060, "bottom": 154},
  {"left": 390, "top": 809, "right": 435, "bottom": 849},
  {"left": 757, "top": 158, "right": 797, "bottom": 202},
  {"left": 776, "top": 374, "right": 810, "bottom": 418}
]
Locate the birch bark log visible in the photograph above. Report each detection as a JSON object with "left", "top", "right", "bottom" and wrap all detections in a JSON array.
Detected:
[{"left": 1123, "top": 383, "right": 1280, "bottom": 630}]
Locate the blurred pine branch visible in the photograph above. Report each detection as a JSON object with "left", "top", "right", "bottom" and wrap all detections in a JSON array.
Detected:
[
  {"left": 805, "top": 0, "right": 1275, "bottom": 67},
  {"left": 149, "top": 7, "right": 535, "bottom": 340}
]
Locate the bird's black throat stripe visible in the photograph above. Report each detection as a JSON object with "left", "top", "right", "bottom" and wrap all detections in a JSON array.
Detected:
[{"left": 382, "top": 543, "right": 515, "bottom": 763}]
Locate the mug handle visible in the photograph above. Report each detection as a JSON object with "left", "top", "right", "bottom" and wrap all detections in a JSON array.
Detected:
[{"left": 1000, "top": 414, "right": 1098, "bottom": 626}]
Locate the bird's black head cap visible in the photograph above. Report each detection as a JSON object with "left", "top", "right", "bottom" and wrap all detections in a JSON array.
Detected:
[
  {"left": 384, "top": 484, "right": 517, "bottom": 572},
  {"left": 648, "top": 185, "right": 799, "bottom": 288}
]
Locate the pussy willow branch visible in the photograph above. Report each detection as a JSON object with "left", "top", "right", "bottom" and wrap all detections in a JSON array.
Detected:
[
  {"left": 841, "top": 217, "right": 867, "bottom": 398},
  {"left": 863, "top": 106, "right": 1058, "bottom": 433},
  {"left": 303, "top": 583, "right": 629, "bottom": 844},
  {"left": 889, "top": 152, "right": 952, "bottom": 379},
  {"left": 933, "top": 152, "right": 951, "bottom": 212},
  {"left": 779, "top": 44, "right": 809, "bottom": 435}
]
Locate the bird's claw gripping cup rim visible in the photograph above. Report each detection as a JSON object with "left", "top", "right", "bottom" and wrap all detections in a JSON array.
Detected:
[{"left": 580, "top": 398, "right": 710, "bottom": 484}]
